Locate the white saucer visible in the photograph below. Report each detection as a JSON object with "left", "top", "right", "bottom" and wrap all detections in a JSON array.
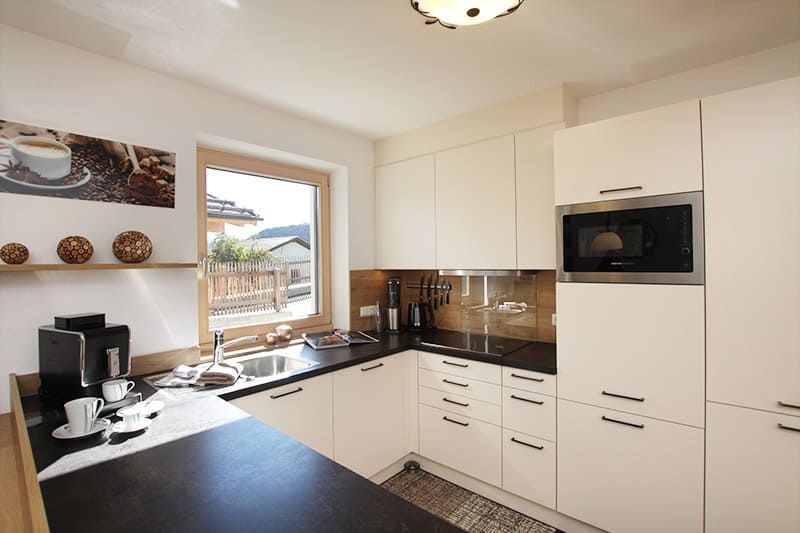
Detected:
[
  {"left": 111, "top": 417, "right": 151, "bottom": 434},
  {"left": 52, "top": 418, "right": 111, "bottom": 440},
  {"left": 115, "top": 400, "right": 164, "bottom": 419}
]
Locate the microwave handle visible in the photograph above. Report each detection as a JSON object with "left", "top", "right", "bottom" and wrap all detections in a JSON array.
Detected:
[{"left": 599, "top": 185, "right": 643, "bottom": 194}]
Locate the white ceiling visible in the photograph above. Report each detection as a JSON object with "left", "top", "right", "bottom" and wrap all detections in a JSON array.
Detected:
[{"left": 1, "top": 0, "right": 799, "bottom": 139}]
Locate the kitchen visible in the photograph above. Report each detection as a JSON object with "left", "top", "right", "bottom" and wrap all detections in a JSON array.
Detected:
[{"left": 1, "top": 1, "right": 799, "bottom": 532}]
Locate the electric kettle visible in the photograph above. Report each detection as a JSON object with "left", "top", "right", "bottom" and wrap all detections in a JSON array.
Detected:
[{"left": 407, "top": 300, "right": 435, "bottom": 331}]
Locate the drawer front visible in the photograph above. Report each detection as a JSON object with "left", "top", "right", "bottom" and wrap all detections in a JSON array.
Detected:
[
  {"left": 557, "top": 283, "right": 705, "bottom": 427},
  {"left": 502, "top": 429, "right": 556, "bottom": 509},
  {"left": 557, "top": 399, "right": 704, "bottom": 533},
  {"left": 706, "top": 402, "right": 800, "bottom": 533},
  {"left": 418, "top": 352, "right": 501, "bottom": 384},
  {"left": 419, "top": 404, "right": 501, "bottom": 487},
  {"left": 502, "top": 366, "right": 556, "bottom": 396},
  {"left": 502, "top": 388, "right": 556, "bottom": 442},
  {"left": 419, "top": 368, "right": 501, "bottom": 405},
  {"left": 419, "top": 385, "right": 501, "bottom": 426}
]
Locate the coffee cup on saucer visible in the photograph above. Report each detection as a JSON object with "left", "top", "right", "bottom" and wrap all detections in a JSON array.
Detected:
[
  {"left": 0, "top": 136, "right": 72, "bottom": 180},
  {"left": 102, "top": 379, "right": 135, "bottom": 402},
  {"left": 64, "top": 397, "right": 104, "bottom": 435},
  {"left": 114, "top": 404, "right": 150, "bottom": 434}
]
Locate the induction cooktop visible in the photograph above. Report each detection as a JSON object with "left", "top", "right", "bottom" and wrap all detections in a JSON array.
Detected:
[{"left": 419, "top": 330, "right": 530, "bottom": 357}]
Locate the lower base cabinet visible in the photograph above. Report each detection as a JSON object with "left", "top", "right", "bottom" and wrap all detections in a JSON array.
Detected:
[
  {"left": 419, "top": 403, "right": 501, "bottom": 487},
  {"left": 557, "top": 399, "right": 704, "bottom": 533},
  {"left": 706, "top": 402, "right": 800, "bottom": 533},
  {"left": 229, "top": 373, "right": 334, "bottom": 458},
  {"left": 502, "top": 429, "right": 555, "bottom": 509}
]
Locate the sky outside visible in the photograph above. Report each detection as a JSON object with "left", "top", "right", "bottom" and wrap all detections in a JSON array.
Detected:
[{"left": 206, "top": 167, "right": 313, "bottom": 241}]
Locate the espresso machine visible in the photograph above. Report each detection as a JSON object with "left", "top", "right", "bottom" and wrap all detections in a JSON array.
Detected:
[{"left": 387, "top": 278, "right": 401, "bottom": 332}]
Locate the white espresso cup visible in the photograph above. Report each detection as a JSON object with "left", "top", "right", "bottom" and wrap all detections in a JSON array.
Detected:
[
  {"left": 117, "top": 405, "right": 144, "bottom": 432},
  {"left": 102, "top": 379, "right": 135, "bottom": 402},
  {"left": 64, "top": 397, "right": 104, "bottom": 435},
  {"left": 0, "top": 135, "right": 72, "bottom": 180}
]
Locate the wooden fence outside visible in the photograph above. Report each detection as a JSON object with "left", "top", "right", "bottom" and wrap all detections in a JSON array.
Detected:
[{"left": 208, "top": 257, "right": 312, "bottom": 316}]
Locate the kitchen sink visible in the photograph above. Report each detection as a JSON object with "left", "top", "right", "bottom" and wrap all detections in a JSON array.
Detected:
[{"left": 237, "top": 353, "right": 318, "bottom": 379}]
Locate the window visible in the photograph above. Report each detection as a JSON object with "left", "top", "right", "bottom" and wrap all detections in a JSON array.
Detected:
[{"left": 197, "top": 148, "right": 331, "bottom": 345}]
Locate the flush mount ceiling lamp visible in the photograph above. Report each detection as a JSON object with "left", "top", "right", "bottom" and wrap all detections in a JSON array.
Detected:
[{"left": 411, "top": 0, "right": 525, "bottom": 29}]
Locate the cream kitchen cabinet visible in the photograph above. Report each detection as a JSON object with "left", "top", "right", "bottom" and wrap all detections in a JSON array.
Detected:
[
  {"left": 554, "top": 100, "right": 702, "bottom": 206},
  {"left": 557, "top": 399, "right": 704, "bottom": 533},
  {"left": 502, "top": 387, "right": 556, "bottom": 442},
  {"left": 229, "top": 373, "right": 334, "bottom": 458},
  {"left": 705, "top": 402, "right": 800, "bottom": 533},
  {"left": 556, "top": 282, "right": 705, "bottom": 427},
  {"left": 703, "top": 77, "right": 800, "bottom": 416},
  {"left": 333, "top": 354, "right": 407, "bottom": 478},
  {"left": 515, "top": 123, "right": 564, "bottom": 269},
  {"left": 502, "top": 428, "right": 556, "bottom": 510},
  {"left": 375, "top": 155, "right": 436, "bottom": 269},
  {"left": 435, "top": 135, "right": 517, "bottom": 269}
]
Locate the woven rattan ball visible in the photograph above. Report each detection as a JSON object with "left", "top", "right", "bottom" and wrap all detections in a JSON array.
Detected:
[
  {"left": 0, "top": 242, "right": 29, "bottom": 264},
  {"left": 112, "top": 231, "right": 152, "bottom": 263},
  {"left": 57, "top": 235, "right": 93, "bottom": 264}
]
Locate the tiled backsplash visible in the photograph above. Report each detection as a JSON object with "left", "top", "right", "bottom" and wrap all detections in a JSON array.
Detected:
[{"left": 350, "top": 269, "right": 556, "bottom": 343}]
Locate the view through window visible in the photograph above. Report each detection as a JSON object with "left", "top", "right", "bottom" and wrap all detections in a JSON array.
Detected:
[{"left": 201, "top": 158, "right": 327, "bottom": 338}]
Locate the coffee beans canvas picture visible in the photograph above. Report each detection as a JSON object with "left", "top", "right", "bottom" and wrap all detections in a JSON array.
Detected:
[{"left": 0, "top": 119, "right": 175, "bottom": 208}]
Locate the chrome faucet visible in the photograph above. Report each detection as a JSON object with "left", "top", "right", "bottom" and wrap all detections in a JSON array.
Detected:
[{"left": 212, "top": 330, "right": 258, "bottom": 366}]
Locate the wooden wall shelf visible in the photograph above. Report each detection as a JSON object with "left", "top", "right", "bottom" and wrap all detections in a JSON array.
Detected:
[{"left": 0, "top": 262, "right": 198, "bottom": 272}]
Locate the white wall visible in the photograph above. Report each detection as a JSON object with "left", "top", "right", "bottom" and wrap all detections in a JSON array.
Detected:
[
  {"left": 0, "top": 25, "right": 374, "bottom": 413},
  {"left": 578, "top": 41, "right": 800, "bottom": 124}
]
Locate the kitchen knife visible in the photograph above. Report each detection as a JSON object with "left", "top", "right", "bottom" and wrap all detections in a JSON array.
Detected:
[
  {"left": 440, "top": 277, "right": 445, "bottom": 307},
  {"left": 427, "top": 275, "right": 432, "bottom": 302},
  {"left": 419, "top": 274, "right": 424, "bottom": 301},
  {"left": 446, "top": 282, "right": 451, "bottom": 304},
  {"left": 433, "top": 273, "right": 439, "bottom": 310}
]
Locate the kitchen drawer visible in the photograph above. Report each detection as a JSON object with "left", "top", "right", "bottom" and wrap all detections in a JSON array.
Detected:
[
  {"left": 419, "top": 404, "right": 501, "bottom": 487},
  {"left": 706, "top": 402, "right": 800, "bottom": 533},
  {"left": 419, "top": 385, "right": 501, "bottom": 426},
  {"left": 557, "top": 282, "right": 705, "bottom": 427},
  {"left": 502, "top": 429, "right": 556, "bottom": 509},
  {"left": 502, "top": 387, "right": 556, "bottom": 442},
  {"left": 418, "top": 352, "right": 501, "bottom": 384},
  {"left": 557, "top": 399, "right": 704, "bottom": 533},
  {"left": 419, "top": 368, "right": 501, "bottom": 405},
  {"left": 502, "top": 366, "right": 555, "bottom": 396}
]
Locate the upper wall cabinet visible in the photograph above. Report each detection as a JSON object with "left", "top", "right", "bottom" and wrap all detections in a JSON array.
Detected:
[
  {"left": 375, "top": 155, "right": 436, "bottom": 269},
  {"left": 435, "top": 136, "right": 517, "bottom": 269},
  {"left": 554, "top": 100, "right": 702, "bottom": 206},
  {"left": 704, "top": 77, "right": 800, "bottom": 415},
  {"left": 515, "top": 123, "right": 564, "bottom": 270}
]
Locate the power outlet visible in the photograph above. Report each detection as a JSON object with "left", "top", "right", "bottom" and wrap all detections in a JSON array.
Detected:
[
  {"left": 551, "top": 313, "right": 557, "bottom": 327},
  {"left": 360, "top": 305, "right": 378, "bottom": 318}
]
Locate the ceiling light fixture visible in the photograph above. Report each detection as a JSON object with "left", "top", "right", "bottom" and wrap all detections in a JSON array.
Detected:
[{"left": 411, "top": 0, "right": 525, "bottom": 29}]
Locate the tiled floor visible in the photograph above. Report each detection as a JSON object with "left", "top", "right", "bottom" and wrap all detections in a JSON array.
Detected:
[{"left": 382, "top": 469, "right": 558, "bottom": 533}]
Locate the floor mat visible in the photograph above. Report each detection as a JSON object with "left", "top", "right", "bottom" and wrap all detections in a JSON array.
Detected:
[{"left": 382, "top": 469, "right": 558, "bottom": 533}]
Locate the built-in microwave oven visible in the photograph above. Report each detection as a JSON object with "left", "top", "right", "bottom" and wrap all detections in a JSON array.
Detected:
[{"left": 556, "top": 191, "right": 704, "bottom": 285}]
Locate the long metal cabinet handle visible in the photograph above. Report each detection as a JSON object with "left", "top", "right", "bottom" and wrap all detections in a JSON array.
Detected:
[
  {"left": 510, "top": 394, "right": 544, "bottom": 405},
  {"left": 602, "top": 415, "right": 645, "bottom": 429},
  {"left": 442, "top": 360, "right": 469, "bottom": 368},
  {"left": 510, "top": 437, "right": 544, "bottom": 450},
  {"left": 443, "top": 397, "right": 469, "bottom": 407},
  {"left": 778, "top": 401, "right": 800, "bottom": 410},
  {"left": 602, "top": 390, "right": 645, "bottom": 402},
  {"left": 778, "top": 423, "right": 800, "bottom": 433},
  {"left": 270, "top": 387, "right": 303, "bottom": 399},
  {"left": 443, "top": 416, "right": 469, "bottom": 427},
  {"left": 443, "top": 378, "right": 469, "bottom": 388},
  {"left": 510, "top": 373, "right": 543, "bottom": 383},
  {"left": 361, "top": 362, "right": 384, "bottom": 372},
  {"left": 599, "top": 186, "right": 643, "bottom": 194}
]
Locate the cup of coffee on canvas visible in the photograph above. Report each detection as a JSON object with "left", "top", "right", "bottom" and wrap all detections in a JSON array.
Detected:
[{"left": 0, "top": 135, "right": 72, "bottom": 180}]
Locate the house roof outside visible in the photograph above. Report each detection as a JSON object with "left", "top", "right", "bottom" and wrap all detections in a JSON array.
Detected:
[
  {"left": 207, "top": 194, "right": 263, "bottom": 224},
  {"left": 255, "top": 236, "right": 310, "bottom": 251}
]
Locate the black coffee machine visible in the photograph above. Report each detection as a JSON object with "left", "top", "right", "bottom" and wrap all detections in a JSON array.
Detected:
[{"left": 39, "top": 313, "right": 131, "bottom": 406}]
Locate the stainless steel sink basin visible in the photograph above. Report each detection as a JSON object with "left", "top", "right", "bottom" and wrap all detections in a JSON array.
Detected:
[{"left": 237, "top": 354, "right": 318, "bottom": 379}]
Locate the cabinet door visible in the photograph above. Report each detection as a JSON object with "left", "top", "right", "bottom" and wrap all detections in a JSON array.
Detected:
[
  {"left": 435, "top": 136, "right": 516, "bottom": 269},
  {"left": 515, "top": 123, "right": 563, "bottom": 269},
  {"left": 557, "top": 399, "right": 704, "bottom": 533},
  {"left": 706, "top": 402, "right": 800, "bottom": 533},
  {"left": 333, "top": 354, "right": 406, "bottom": 478},
  {"left": 502, "top": 429, "right": 556, "bottom": 509},
  {"left": 554, "top": 100, "right": 702, "bottom": 206},
  {"left": 557, "top": 282, "right": 705, "bottom": 427},
  {"left": 502, "top": 387, "right": 556, "bottom": 442},
  {"left": 229, "top": 373, "right": 334, "bottom": 458},
  {"left": 419, "top": 404, "right": 502, "bottom": 487},
  {"left": 704, "top": 77, "right": 800, "bottom": 416},
  {"left": 376, "top": 155, "right": 436, "bottom": 269}
]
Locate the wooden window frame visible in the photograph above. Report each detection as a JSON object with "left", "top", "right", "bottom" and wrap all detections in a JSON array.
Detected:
[{"left": 196, "top": 147, "right": 332, "bottom": 346}]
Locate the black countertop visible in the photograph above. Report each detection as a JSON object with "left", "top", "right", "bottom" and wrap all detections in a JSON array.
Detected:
[{"left": 39, "top": 417, "right": 461, "bottom": 533}]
